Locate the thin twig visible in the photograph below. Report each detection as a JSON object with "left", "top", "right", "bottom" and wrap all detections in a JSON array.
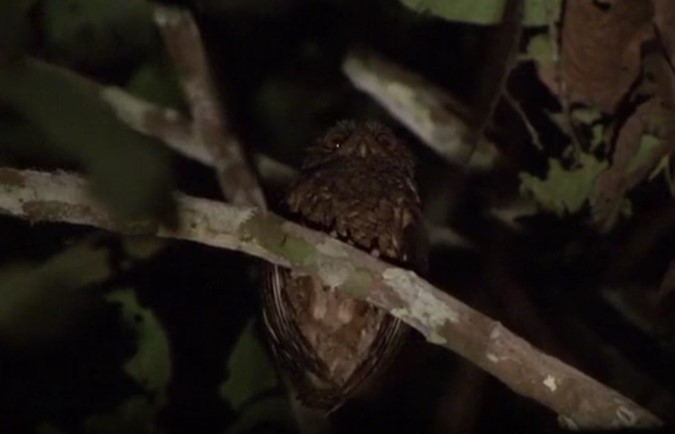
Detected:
[
  {"left": 462, "top": 0, "right": 524, "bottom": 167},
  {"left": 100, "top": 84, "right": 298, "bottom": 185},
  {"left": 0, "top": 167, "right": 661, "bottom": 430},
  {"left": 549, "top": 0, "right": 583, "bottom": 160},
  {"left": 99, "top": 87, "right": 207, "bottom": 165},
  {"left": 504, "top": 89, "right": 544, "bottom": 150}
]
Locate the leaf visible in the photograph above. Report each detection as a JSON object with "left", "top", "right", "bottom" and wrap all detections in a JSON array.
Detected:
[
  {"left": 39, "top": 289, "right": 170, "bottom": 434},
  {"left": 42, "top": 0, "right": 155, "bottom": 70},
  {"left": 593, "top": 100, "right": 675, "bottom": 230},
  {"left": 0, "top": 58, "right": 175, "bottom": 222},
  {"left": 570, "top": 106, "right": 603, "bottom": 125},
  {"left": 561, "top": 1, "right": 652, "bottom": 112},
  {"left": 83, "top": 395, "right": 155, "bottom": 434},
  {"left": 0, "top": 0, "right": 34, "bottom": 64},
  {"left": 399, "top": 0, "right": 562, "bottom": 26},
  {"left": 120, "top": 236, "right": 167, "bottom": 263},
  {"left": 219, "top": 319, "right": 295, "bottom": 434},
  {"left": 106, "top": 289, "right": 171, "bottom": 397},
  {"left": 626, "top": 134, "right": 662, "bottom": 175},
  {"left": 126, "top": 61, "right": 186, "bottom": 110},
  {"left": 525, "top": 33, "right": 554, "bottom": 65},
  {"left": 649, "top": 153, "right": 674, "bottom": 194},
  {"left": 520, "top": 152, "right": 608, "bottom": 216},
  {"left": 0, "top": 239, "right": 111, "bottom": 347},
  {"left": 219, "top": 319, "right": 279, "bottom": 409}
]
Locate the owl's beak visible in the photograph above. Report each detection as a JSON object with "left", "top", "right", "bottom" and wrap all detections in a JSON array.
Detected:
[{"left": 358, "top": 141, "right": 368, "bottom": 157}]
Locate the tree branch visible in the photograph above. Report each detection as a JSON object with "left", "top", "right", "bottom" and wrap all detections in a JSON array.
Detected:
[
  {"left": 99, "top": 84, "right": 298, "bottom": 188},
  {"left": 0, "top": 167, "right": 661, "bottom": 430},
  {"left": 342, "top": 49, "right": 499, "bottom": 170},
  {"left": 97, "top": 79, "right": 471, "bottom": 248},
  {"left": 99, "top": 86, "right": 205, "bottom": 164},
  {"left": 153, "top": 5, "right": 267, "bottom": 210}
]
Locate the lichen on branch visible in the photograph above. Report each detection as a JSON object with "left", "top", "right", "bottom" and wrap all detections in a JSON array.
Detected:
[{"left": 0, "top": 167, "right": 661, "bottom": 430}]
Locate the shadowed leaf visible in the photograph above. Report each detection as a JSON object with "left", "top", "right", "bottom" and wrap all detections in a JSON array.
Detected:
[
  {"left": 520, "top": 152, "right": 608, "bottom": 216},
  {"left": 0, "top": 59, "right": 175, "bottom": 222},
  {"left": 106, "top": 288, "right": 171, "bottom": 397},
  {"left": 399, "top": 0, "right": 561, "bottom": 26}
]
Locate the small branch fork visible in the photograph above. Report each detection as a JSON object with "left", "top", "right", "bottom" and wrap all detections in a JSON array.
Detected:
[{"left": 153, "top": 5, "right": 267, "bottom": 210}]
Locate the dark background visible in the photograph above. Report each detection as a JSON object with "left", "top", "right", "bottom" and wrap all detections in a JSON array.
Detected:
[{"left": 0, "top": 0, "right": 674, "bottom": 433}]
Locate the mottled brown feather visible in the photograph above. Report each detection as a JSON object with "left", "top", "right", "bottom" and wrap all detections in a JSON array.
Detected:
[{"left": 262, "top": 120, "right": 427, "bottom": 411}]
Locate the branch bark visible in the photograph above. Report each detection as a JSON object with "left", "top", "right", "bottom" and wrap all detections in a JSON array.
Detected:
[
  {"left": 99, "top": 84, "right": 297, "bottom": 187},
  {"left": 342, "top": 49, "right": 499, "bottom": 170},
  {"left": 97, "top": 78, "right": 471, "bottom": 248},
  {"left": 153, "top": 6, "right": 267, "bottom": 210},
  {"left": 0, "top": 167, "right": 661, "bottom": 430}
]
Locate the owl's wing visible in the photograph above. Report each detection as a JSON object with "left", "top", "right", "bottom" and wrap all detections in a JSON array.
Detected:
[
  {"left": 336, "top": 313, "right": 408, "bottom": 403},
  {"left": 264, "top": 168, "right": 428, "bottom": 409},
  {"left": 338, "top": 203, "right": 428, "bottom": 401},
  {"left": 261, "top": 263, "right": 335, "bottom": 387}
]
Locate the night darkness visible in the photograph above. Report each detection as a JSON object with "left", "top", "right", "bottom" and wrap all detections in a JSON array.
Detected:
[{"left": 1, "top": 1, "right": 675, "bottom": 433}]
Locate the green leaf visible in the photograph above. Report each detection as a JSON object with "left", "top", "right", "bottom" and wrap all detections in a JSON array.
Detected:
[
  {"left": 650, "top": 153, "right": 674, "bottom": 194},
  {"left": 120, "top": 237, "right": 167, "bottom": 263},
  {"left": 0, "top": 59, "right": 175, "bottom": 221},
  {"left": 399, "top": 0, "right": 562, "bottom": 26},
  {"left": 525, "top": 33, "right": 554, "bottom": 64},
  {"left": 520, "top": 152, "right": 609, "bottom": 216},
  {"left": 219, "top": 319, "right": 279, "bottom": 410},
  {"left": 220, "top": 320, "right": 295, "bottom": 433},
  {"left": 0, "top": 0, "right": 34, "bottom": 64},
  {"left": 42, "top": 0, "right": 155, "bottom": 69},
  {"left": 627, "top": 134, "right": 662, "bottom": 175},
  {"left": 126, "top": 61, "right": 186, "bottom": 111},
  {"left": 0, "top": 239, "right": 111, "bottom": 347},
  {"left": 106, "top": 289, "right": 171, "bottom": 397},
  {"left": 570, "top": 107, "right": 603, "bottom": 125}
]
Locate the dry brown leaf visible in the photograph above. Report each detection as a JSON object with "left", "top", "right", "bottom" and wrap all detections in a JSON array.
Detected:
[
  {"left": 645, "top": 42, "right": 675, "bottom": 109},
  {"left": 562, "top": 0, "right": 653, "bottom": 112},
  {"left": 593, "top": 98, "right": 675, "bottom": 230},
  {"left": 654, "top": 0, "right": 675, "bottom": 67}
]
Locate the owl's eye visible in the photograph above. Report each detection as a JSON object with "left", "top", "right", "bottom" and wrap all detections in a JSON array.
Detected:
[{"left": 326, "top": 134, "right": 345, "bottom": 150}]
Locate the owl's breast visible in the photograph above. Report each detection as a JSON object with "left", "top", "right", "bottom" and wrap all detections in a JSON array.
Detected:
[{"left": 286, "top": 161, "right": 420, "bottom": 262}]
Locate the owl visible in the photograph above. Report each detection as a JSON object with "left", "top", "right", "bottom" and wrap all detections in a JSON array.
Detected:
[{"left": 262, "top": 120, "right": 427, "bottom": 411}]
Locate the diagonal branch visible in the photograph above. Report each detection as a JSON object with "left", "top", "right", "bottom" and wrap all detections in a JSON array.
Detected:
[
  {"left": 0, "top": 167, "right": 661, "bottom": 430},
  {"left": 153, "top": 5, "right": 267, "bottom": 210},
  {"left": 342, "top": 49, "right": 499, "bottom": 170},
  {"left": 99, "top": 86, "right": 205, "bottom": 164},
  {"left": 462, "top": 0, "right": 523, "bottom": 165},
  {"left": 99, "top": 84, "right": 297, "bottom": 187}
]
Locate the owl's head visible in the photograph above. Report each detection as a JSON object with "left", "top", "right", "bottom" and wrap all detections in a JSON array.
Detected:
[{"left": 303, "top": 121, "right": 415, "bottom": 175}]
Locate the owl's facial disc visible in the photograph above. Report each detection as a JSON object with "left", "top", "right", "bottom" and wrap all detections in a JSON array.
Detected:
[{"left": 303, "top": 121, "right": 414, "bottom": 174}]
